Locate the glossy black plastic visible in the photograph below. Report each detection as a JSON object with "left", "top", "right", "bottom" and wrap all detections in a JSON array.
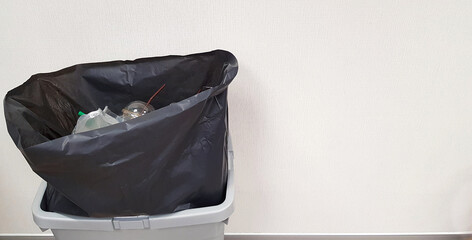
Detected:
[{"left": 4, "top": 50, "right": 238, "bottom": 217}]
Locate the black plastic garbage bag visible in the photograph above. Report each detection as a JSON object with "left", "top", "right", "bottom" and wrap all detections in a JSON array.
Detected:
[{"left": 4, "top": 50, "right": 238, "bottom": 217}]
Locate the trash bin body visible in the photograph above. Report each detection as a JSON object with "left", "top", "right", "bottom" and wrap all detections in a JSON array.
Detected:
[
  {"left": 52, "top": 223, "right": 225, "bottom": 240},
  {"left": 32, "top": 142, "right": 235, "bottom": 240}
]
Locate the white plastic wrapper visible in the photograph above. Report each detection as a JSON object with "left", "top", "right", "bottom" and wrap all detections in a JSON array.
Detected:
[{"left": 72, "top": 106, "right": 122, "bottom": 134}]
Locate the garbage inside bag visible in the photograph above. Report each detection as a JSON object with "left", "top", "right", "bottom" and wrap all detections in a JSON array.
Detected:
[
  {"left": 73, "top": 106, "right": 122, "bottom": 134},
  {"left": 4, "top": 50, "right": 238, "bottom": 217},
  {"left": 120, "top": 84, "right": 165, "bottom": 121},
  {"left": 73, "top": 83, "right": 165, "bottom": 133},
  {"left": 121, "top": 101, "right": 155, "bottom": 121}
]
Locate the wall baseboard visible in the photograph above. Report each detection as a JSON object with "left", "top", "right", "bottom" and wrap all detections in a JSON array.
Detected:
[
  {"left": 227, "top": 233, "right": 472, "bottom": 240},
  {"left": 0, "top": 233, "right": 472, "bottom": 240}
]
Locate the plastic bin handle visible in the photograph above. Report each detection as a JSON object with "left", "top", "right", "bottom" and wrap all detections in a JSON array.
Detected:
[{"left": 112, "top": 215, "right": 150, "bottom": 230}]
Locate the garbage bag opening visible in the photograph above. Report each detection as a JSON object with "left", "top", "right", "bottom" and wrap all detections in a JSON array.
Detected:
[
  {"left": 4, "top": 50, "right": 238, "bottom": 217},
  {"left": 6, "top": 50, "right": 237, "bottom": 146}
]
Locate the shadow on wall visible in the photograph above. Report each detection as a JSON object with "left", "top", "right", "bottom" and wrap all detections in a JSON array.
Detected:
[
  {"left": 227, "top": 62, "right": 273, "bottom": 231},
  {"left": 448, "top": 165, "right": 472, "bottom": 231}
]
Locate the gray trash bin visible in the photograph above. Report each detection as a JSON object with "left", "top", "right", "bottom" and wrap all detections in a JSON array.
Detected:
[{"left": 31, "top": 138, "right": 235, "bottom": 240}]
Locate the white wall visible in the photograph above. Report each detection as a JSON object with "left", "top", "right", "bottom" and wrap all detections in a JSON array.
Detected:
[{"left": 1, "top": 0, "right": 472, "bottom": 234}]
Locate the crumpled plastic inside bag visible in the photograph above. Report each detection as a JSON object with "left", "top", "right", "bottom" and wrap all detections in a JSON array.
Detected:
[{"left": 72, "top": 106, "right": 122, "bottom": 134}]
